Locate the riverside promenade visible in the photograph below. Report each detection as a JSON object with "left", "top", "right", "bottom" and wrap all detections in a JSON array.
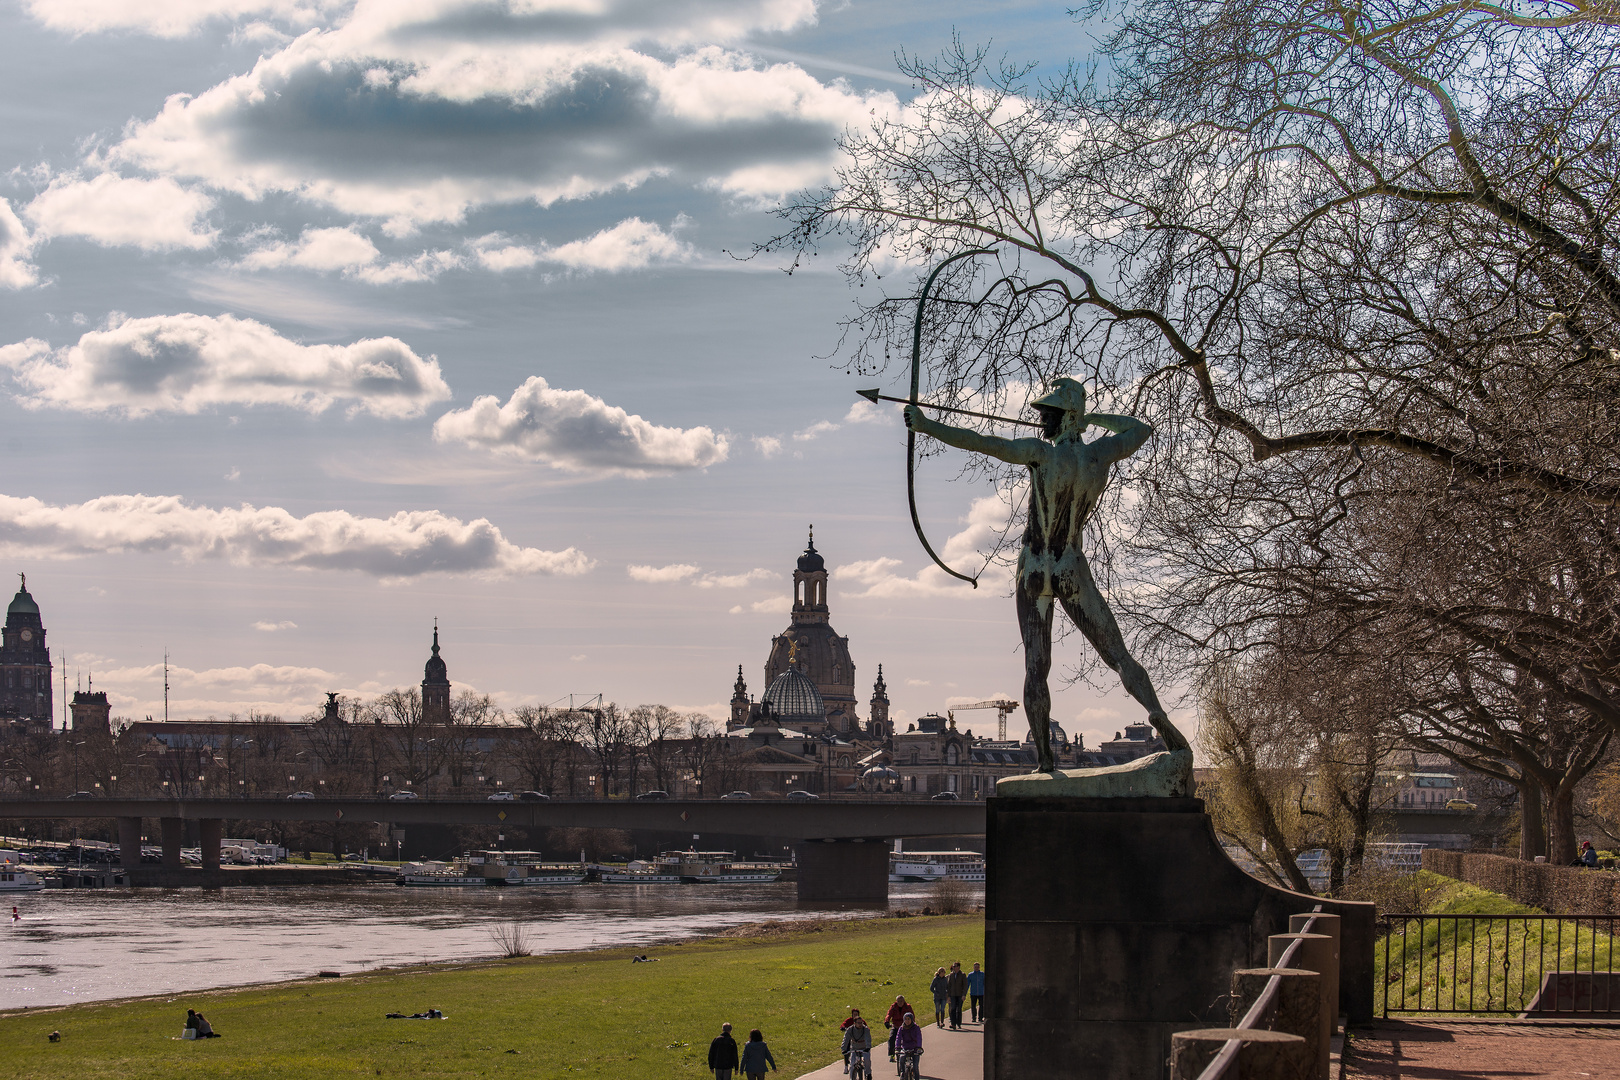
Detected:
[
  {"left": 1346, "top": 1020, "right": 1620, "bottom": 1079},
  {"left": 795, "top": 1023, "right": 982, "bottom": 1080}
]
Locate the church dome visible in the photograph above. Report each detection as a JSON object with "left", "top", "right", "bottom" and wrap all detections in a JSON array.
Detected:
[
  {"left": 762, "top": 667, "right": 824, "bottom": 722},
  {"left": 8, "top": 580, "right": 38, "bottom": 617}
]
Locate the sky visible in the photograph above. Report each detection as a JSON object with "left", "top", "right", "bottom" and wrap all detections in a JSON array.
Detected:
[{"left": 0, "top": 0, "right": 1183, "bottom": 751}]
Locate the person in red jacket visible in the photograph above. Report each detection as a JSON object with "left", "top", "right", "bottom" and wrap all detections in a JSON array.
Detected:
[{"left": 882, "top": 997, "right": 911, "bottom": 1061}]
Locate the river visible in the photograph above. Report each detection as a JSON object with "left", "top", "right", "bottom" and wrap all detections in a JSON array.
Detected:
[{"left": 1, "top": 882, "right": 975, "bottom": 1009}]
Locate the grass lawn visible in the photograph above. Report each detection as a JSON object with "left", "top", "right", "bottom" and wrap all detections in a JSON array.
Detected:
[
  {"left": 1376, "top": 871, "right": 1617, "bottom": 1016},
  {"left": 4, "top": 914, "right": 982, "bottom": 1080}
]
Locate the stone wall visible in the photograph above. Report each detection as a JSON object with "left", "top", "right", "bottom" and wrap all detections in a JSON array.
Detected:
[{"left": 1422, "top": 849, "right": 1620, "bottom": 916}]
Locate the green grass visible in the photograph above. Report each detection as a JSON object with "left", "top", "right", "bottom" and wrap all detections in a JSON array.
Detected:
[
  {"left": 1376, "top": 872, "right": 1618, "bottom": 1016},
  {"left": 3, "top": 915, "right": 982, "bottom": 1080}
]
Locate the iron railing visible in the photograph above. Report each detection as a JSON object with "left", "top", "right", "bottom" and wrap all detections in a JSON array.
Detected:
[{"left": 1381, "top": 913, "right": 1620, "bottom": 1018}]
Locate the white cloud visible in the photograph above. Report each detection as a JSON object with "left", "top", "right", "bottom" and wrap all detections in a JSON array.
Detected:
[
  {"left": 906, "top": 678, "right": 931, "bottom": 686},
  {"left": 844, "top": 399, "right": 891, "bottom": 425},
  {"left": 793, "top": 419, "right": 839, "bottom": 441},
  {"left": 569, "top": 653, "right": 587, "bottom": 662},
  {"left": 0, "top": 492, "right": 593, "bottom": 579},
  {"left": 1, "top": 313, "right": 451, "bottom": 418},
  {"left": 752, "top": 435, "right": 782, "bottom": 458},
  {"left": 0, "top": 199, "right": 37, "bottom": 289},
  {"left": 23, "top": 1, "right": 348, "bottom": 38},
  {"left": 543, "top": 217, "right": 691, "bottom": 271},
  {"left": 239, "top": 226, "right": 379, "bottom": 271},
  {"left": 433, "top": 375, "right": 729, "bottom": 476},
  {"left": 252, "top": 619, "right": 298, "bottom": 631},
  {"left": 105, "top": 2, "right": 894, "bottom": 226},
  {"left": 729, "top": 595, "right": 790, "bottom": 615},
  {"left": 25, "top": 174, "right": 216, "bottom": 251},
  {"left": 96, "top": 658, "right": 359, "bottom": 721},
  {"left": 694, "top": 568, "right": 775, "bottom": 588},
  {"left": 837, "top": 485, "right": 1021, "bottom": 598},
  {"left": 627, "top": 563, "right": 700, "bottom": 583}
]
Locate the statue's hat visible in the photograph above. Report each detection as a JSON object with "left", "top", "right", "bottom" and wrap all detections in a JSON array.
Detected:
[{"left": 1031, "top": 376, "right": 1087, "bottom": 413}]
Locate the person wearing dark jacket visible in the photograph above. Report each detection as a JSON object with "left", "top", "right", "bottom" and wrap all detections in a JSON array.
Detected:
[
  {"left": 708, "top": 1022, "right": 740, "bottom": 1079},
  {"left": 928, "top": 968, "right": 949, "bottom": 1028},
  {"left": 945, "top": 962, "right": 969, "bottom": 1029},
  {"left": 740, "top": 1028, "right": 777, "bottom": 1078}
]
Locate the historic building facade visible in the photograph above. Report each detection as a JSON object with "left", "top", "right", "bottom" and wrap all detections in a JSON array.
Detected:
[
  {"left": 729, "top": 531, "right": 889, "bottom": 739},
  {"left": 2, "top": 575, "right": 53, "bottom": 734},
  {"left": 422, "top": 623, "right": 451, "bottom": 724}
]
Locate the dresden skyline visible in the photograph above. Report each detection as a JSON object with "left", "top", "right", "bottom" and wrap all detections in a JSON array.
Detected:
[{"left": 0, "top": 1, "right": 1186, "bottom": 750}]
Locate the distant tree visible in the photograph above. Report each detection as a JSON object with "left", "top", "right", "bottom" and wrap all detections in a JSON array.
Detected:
[
  {"left": 506, "top": 705, "right": 576, "bottom": 795},
  {"left": 578, "top": 704, "right": 630, "bottom": 798},
  {"left": 631, "top": 705, "right": 684, "bottom": 795},
  {"left": 444, "top": 690, "right": 500, "bottom": 790}
]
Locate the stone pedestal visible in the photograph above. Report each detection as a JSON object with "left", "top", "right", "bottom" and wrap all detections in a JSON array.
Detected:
[
  {"left": 200, "top": 819, "right": 223, "bottom": 874},
  {"left": 117, "top": 816, "right": 142, "bottom": 870},
  {"left": 160, "top": 817, "right": 183, "bottom": 870},
  {"left": 793, "top": 839, "right": 888, "bottom": 903},
  {"left": 984, "top": 797, "right": 1372, "bottom": 1080}
]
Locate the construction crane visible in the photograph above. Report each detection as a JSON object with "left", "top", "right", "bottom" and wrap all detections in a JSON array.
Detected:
[{"left": 947, "top": 699, "right": 1021, "bottom": 741}]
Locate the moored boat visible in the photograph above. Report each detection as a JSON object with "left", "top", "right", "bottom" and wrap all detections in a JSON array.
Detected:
[
  {"left": 0, "top": 866, "right": 44, "bottom": 892},
  {"left": 472, "top": 851, "right": 586, "bottom": 886},
  {"left": 398, "top": 860, "right": 486, "bottom": 886},
  {"left": 889, "top": 850, "right": 985, "bottom": 883},
  {"left": 600, "top": 850, "right": 780, "bottom": 884}
]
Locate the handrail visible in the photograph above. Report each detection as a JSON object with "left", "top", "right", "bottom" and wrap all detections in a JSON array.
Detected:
[{"left": 1195, "top": 907, "right": 1322, "bottom": 1080}]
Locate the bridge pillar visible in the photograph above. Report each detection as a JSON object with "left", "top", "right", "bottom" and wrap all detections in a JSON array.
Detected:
[
  {"left": 793, "top": 839, "right": 888, "bottom": 903},
  {"left": 117, "top": 817, "right": 142, "bottom": 869},
  {"left": 200, "top": 819, "right": 223, "bottom": 873},
  {"left": 160, "top": 817, "right": 183, "bottom": 870}
]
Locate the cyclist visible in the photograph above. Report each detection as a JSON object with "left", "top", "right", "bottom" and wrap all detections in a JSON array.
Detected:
[
  {"left": 881, "top": 996, "right": 912, "bottom": 1061},
  {"left": 841, "top": 1014, "right": 872, "bottom": 1078},
  {"left": 894, "top": 1013, "right": 923, "bottom": 1078}
]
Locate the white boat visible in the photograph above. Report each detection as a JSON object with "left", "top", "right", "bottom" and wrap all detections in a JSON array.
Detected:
[
  {"left": 471, "top": 851, "right": 586, "bottom": 886},
  {"left": 0, "top": 867, "right": 45, "bottom": 892},
  {"left": 398, "top": 860, "right": 486, "bottom": 886},
  {"left": 601, "top": 851, "right": 781, "bottom": 885},
  {"left": 889, "top": 851, "right": 986, "bottom": 883}
]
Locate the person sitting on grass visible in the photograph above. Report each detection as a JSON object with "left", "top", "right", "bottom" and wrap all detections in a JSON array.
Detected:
[
  {"left": 194, "top": 1011, "right": 220, "bottom": 1038},
  {"left": 739, "top": 1028, "right": 777, "bottom": 1078}
]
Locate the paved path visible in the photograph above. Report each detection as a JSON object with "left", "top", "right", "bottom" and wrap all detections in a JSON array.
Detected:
[
  {"left": 794, "top": 1022, "right": 982, "bottom": 1080},
  {"left": 1345, "top": 1020, "right": 1619, "bottom": 1079}
]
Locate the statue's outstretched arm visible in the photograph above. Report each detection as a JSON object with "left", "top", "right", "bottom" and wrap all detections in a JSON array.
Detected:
[
  {"left": 905, "top": 406, "right": 1049, "bottom": 466},
  {"left": 1084, "top": 413, "right": 1153, "bottom": 463}
]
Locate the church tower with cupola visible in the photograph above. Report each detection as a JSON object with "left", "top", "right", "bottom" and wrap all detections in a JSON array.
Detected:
[
  {"left": 729, "top": 666, "right": 751, "bottom": 729},
  {"left": 868, "top": 665, "right": 891, "bottom": 739},
  {"left": 2, "top": 574, "right": 53, "bottom": 734},
  {"left": 421, "top": 622, "right": 451, "bottom": 725},
  {"left": 762, "top": 529, "right": 860, "bottom": 734}
]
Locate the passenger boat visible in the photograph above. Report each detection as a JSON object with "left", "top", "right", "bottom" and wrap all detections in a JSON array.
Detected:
[
  {"left": 601, "top": 851, "right": 780, "bottom": 884},
  {"left": 0, "top": 866, "right": 44, "bottom": 892},
  {"left": 471, "top": 851, "right": 586, "bottom": 886},
  {"left": 889, "top": 851, "right": 986, "bottom": 883},
  {"left": 398, "top": 860, "right": 486, "bottom": 886}
]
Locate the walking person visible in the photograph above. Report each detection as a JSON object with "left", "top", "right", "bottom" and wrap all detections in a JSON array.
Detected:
[
  {"left": 739, "top": 1028, "right": 776, "bottom": 1078},
  {"left": 945, "top": 962, "right": 968, "bottom": 1029},
  {"left": 967, "top": 962, "right": 986, "bottom": 1023},
  {"left": 841, "top": 1014, "right": 873, "bottom": 1078},
  {"left": 708, "top": 1021, "right": 740, "bottom": 1079},
  {"left": 929, "top": 967, "right": 949, "bottom": 1028},
  {"left": 882, "top": 996, "right": 911, "bottom": 1061}
]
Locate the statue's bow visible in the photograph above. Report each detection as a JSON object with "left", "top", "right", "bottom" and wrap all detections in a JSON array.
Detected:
[{"left": 907, "top": 247, "right": 996, "bottom": 589}]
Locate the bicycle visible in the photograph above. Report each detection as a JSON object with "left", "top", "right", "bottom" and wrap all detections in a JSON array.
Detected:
[
  {"left": 897, "top": 1048, "right": 923, "bottom": 1080},
  {"left": 848, "top": 1048, "right": 870, "bottom": 1080}
]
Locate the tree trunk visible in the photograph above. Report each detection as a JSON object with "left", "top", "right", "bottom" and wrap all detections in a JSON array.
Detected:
[
  {"left": 1548, "top": 782, "right": 1580, "bottom": 866},
  {"left": 1519, "top": 773, "right": 1547, "bottom": 861}
]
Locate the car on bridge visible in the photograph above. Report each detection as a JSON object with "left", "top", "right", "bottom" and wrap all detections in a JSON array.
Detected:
[
  {"left": 720, "top": 791, "right": 751, "bottom": 800},
  {"left": 517, "top": 791, "right": 550, "bottom": 801},
  {"left": 1446, "top": 799, "right": 1478, "bottom": 811},
  {"left": 287, "top": 791, "right": 315, "bottom": 800},
  {"left": 786, "top": 790, "right": 818, "bottom": 800},
  {"left": 388, "top": 791, "right": 419, "bottom": 801},
  {"left": 487, "top": 792, "right": 515, "bottom": 801},
  {"left": 930, "top": 792, "right": 961, "bottom": 801},
  {"left": 67, "top": 792, "right": 96, "bottom": 800},
  {"left": 635, "top": 790, "right": 670, "bottom": 801}
]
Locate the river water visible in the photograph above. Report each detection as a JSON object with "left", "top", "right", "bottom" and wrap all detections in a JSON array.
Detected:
[{"left": 1, "top": 882, "right": 972, "bottom": 1009}]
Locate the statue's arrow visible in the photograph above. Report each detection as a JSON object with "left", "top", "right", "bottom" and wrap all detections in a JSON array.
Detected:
[{"left": 856, "top": 388, "right": 1041, "bottom": 429}]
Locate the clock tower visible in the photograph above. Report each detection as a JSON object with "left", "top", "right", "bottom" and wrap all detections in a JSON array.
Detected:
[{"left": 2, "top": 574, "right": 54, "bottom": 734}]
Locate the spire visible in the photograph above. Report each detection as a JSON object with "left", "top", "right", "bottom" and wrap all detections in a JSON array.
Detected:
[{"left": 432, "top": 618, "right": 440, "bottom": 656}]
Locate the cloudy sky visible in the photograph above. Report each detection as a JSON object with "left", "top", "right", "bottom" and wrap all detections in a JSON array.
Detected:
[{"left": 0, "top": 0, "right": 1177, "bottom": 749}]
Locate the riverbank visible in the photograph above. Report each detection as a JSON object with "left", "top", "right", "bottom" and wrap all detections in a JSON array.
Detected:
[{"left": 2, "top": 912, "right": 984, "bottom": 1079}]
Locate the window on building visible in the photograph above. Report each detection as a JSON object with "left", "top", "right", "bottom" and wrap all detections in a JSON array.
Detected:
[
  {"left": 910, "top": 749, "right": 919, "bottom": 765},
  {"left": 945, "top": 744, "right": 959, "bottom": 766}
]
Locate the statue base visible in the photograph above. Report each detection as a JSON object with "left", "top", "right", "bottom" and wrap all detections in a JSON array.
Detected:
[{"left": 995, "top": 748, "right": 1193, "bottom": 798}]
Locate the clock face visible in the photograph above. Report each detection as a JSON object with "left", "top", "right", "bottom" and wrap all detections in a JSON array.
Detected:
[{"left": 20, "top": 629, "right": 31, "bottom": 642}]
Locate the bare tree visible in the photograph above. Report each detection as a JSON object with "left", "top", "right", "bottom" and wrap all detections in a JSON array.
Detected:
[
  {"left": 631, "top": 705, "right": 684, "bottom": 795},
  {"left": 578, "top": 704, "right": 630, "bottom": 798}
]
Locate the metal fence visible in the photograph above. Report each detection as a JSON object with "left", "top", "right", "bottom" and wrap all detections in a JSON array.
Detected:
[{"left": 1381, "top": 913, "right": 1620, "bottom": 1018}]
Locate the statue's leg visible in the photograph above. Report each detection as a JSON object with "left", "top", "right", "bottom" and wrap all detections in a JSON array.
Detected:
[
  {"left": 1016, "top": 582, "right": 1056, "bottom": 772},
  {"left": 1057, "top": 558, "right": 1191, "bottom": 754}
]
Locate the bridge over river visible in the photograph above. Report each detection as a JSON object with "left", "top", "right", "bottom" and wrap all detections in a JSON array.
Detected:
[{"left": 0, "top": 797, "right": 987, "bottom": 901}]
